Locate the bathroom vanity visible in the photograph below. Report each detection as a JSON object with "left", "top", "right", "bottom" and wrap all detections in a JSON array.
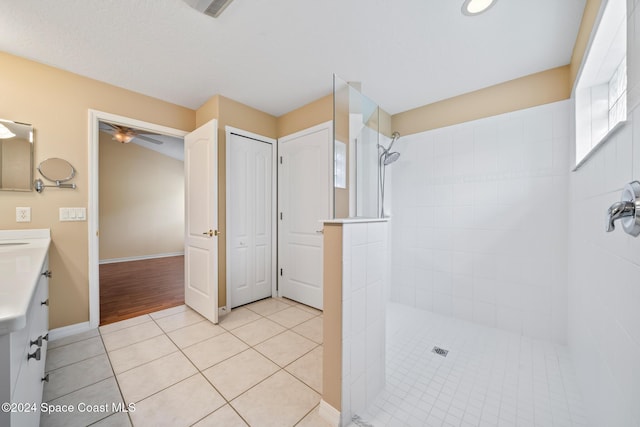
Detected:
[{"left": 0, "top": 229, "right": 51, "bottom": 427}]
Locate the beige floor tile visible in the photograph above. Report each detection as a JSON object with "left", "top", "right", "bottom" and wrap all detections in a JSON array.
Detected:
[
  {"left": 108, "top": 335, "right": 178, "bottom": 374},
  {"left": 231, "top": 370, "right": 320, "bottom": 427},
  {"left": 202, "top": 349, "right": 279, "bottom": 400},
  {"left": 254, "top": 330, "right": 317, "bottom": 367},
  {"left": 219, "top": 307, "right": 262, "bottom": 330},
  {"left": 285, "top": 346, "right": 323, "bottom": 393},
  {"left": 244, "top": 298, "right": 291, "bottom": 316},
  {"left": 99, "top": 314, "right": 152, "bottom": 335},
  {"left": 289, "top": 301, "right": 323, "bottom": 316},
  {"left": 45, "top": 336, "right": 106, "bottom": 371},
  {"left": 101, "top": 321, "right": 164, "bottom": 352},
  {"left": 183, "top": 332, "right": 248, "bottom": 370},
  {"left": 296, "top": 405, "right": 333, "bottom": 427},
  {"left": 116, "top": 351, "right": 198, "bottom": 403},
  {"left": 48, "top": 329, "right": 99, "bottom": 350},
  {"left": 40, "top": 377, "right": 123, "bottom": 427},
  {"left": 90, "top": 412, "right": 132, "bottom": 427},
  {"left": 43, "top": 354, "right": 113, "bottom": 401},
  {"left": 154, "top": 309, "right": 205, "bottom": 333},
  {"left": 167, "top": 320, "right": 226, "bottom": 348},
  {"left": 130, "top": 374, "right": 225, "bottom": 427},
  {"left": 230, "top": 318, "right": 286, "bottom": 346},
  {"left": 149, "top": 304, "right": 187, "bottom": 319},
  {"left": 292, "top": 316, "right": 323, "bottom": 344},
  {"left": 267, "top": 306, "right": 316, "bottom": 329},
  {"left": 192, "top": 404, "right": 248, "bottom": 427}
]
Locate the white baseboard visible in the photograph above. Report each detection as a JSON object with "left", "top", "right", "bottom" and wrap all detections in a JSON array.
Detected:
[
  {"left": 99, "top": 252, "right": 184, "bottom": 265},
  {"left": 48, "top": 321, "right": 94, "bottom": 341},
  {"left": 319, "top": 399, "right": 340, "bottom": 427}
]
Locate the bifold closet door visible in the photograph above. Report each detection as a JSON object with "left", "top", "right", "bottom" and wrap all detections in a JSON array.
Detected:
[{"left": 228, "top": 133, "right": 273, "bottom": 308}]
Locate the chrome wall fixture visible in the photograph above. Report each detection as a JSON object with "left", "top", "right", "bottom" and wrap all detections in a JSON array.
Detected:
[
  {"left": 606, "top": 181, "right": 640, "bottom": 236},
  {"left": 34, "top": 158, "right": 77, "bottom": 193}
]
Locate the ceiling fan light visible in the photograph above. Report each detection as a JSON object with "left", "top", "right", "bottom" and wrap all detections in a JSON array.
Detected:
[
  {"left": 114, "top": 132, "right": 134, "bottom": 143},
  {"left": 0, "top": 123, "right": 16, "bottom": 139},
  {"left": 462, "top": 0, "right": 497, "bottom": 16}
]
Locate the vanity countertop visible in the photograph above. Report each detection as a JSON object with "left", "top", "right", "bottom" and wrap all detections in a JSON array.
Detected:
[{"left": 0, "top": 229, "right": 51, "bottom": 335}]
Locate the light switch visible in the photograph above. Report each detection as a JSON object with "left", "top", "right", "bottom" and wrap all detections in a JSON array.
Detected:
[{"left": 59, "top": 207, "right": 87, "bottom": 222}]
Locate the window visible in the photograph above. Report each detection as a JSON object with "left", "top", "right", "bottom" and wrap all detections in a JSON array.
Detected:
[{"left": 574, "top": 0, "right": 627, "bottom": 167}]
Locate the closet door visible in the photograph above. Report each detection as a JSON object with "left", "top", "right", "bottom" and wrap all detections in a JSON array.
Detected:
[{"left": 228, "top": 133, "right": 273, "bottom": 308}]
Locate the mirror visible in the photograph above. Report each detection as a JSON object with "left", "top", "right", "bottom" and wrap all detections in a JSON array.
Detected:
[
  {"left": 38, "top": 158, "right": 75, "bottom": 182},
  {"left": 34, "top": 158, "right": 77, "bottom": 193},
  {"left": 0, "top": 119, "right": 34, "bottom": 192}
]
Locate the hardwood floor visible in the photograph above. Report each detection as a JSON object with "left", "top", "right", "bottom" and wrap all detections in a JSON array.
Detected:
[{"left": 99, "top": 255, "right": 185, "bottom": 325}]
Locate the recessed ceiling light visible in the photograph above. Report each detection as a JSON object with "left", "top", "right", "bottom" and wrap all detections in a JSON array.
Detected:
[{"left": 462, "top": 0, "right": 497, "bottom": 16}]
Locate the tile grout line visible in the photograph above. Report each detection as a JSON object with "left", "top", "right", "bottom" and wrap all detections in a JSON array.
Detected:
[{"left": 49, "top": 299, "right": 323, "bottom": 427}]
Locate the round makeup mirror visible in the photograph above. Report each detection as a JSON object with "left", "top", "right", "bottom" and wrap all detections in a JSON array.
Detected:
[
  {"left": 38, "top": 158, "right": 75, "bottom": 182},
  {"left": 34, "top": 158, "right": 77, "bottom": 193}
]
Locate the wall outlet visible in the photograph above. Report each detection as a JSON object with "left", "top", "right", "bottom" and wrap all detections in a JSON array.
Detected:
[{"left": 16, "top": 207, "right": 31, "bottom": 222}]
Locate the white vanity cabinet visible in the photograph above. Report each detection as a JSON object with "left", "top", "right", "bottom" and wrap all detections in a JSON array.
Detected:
[{"left": 0, "top": 229, "right": 51, "bottom": 427}]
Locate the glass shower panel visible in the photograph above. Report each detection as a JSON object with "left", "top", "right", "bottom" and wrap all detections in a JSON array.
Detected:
[{"left": 333, "top": 75, "right": 390, "bottom": 218}]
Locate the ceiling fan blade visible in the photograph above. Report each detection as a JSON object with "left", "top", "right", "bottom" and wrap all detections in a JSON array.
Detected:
[{"left": 135, "top": 134, "right": 164, "bottom": 145}]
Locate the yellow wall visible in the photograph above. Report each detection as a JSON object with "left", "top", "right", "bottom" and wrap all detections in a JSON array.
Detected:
[
  {"left": 196, "top": 95, "right": 278, "bottom": 307},
  {"left": 276, "top": 94, "right": 333, "bottom": 137},
  {"left": 392, "top": 66, "right": 571, "bottom": 136},
  {"left": 98, "top": 132, "right": 184, "bottom": 260},
  {"left": 322, "top": 223, "right": 342, "bottom": 410},
  {"left": 0, "top": 52, "right": 195, "bottom": 329}
]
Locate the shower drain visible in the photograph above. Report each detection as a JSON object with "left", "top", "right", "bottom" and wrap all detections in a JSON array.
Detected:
[{"left": 432, "top": 346, "right": 449, "bottom": 357}]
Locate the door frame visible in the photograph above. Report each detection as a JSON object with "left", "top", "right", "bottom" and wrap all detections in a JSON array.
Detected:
[
  {"left": 87, "top": 110, "right": 188, "bottom": 329},
  {"left": 225, "top": 126, "right": 278, "bottom": 309}
]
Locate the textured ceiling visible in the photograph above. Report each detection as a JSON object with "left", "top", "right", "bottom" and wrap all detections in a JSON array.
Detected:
[{"left": 0, "top": 0, "right": 586, "bottom": 116}]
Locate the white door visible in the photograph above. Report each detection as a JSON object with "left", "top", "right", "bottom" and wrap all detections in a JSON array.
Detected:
[
  {"left": 278, "top": 122, "right": 332, "bottom": 310},
  {"left": 184, "top": 119, "right": 219, "bottom": 323},
  {"left": 228, "top": 132, "right": 273, "bottom": 308}
]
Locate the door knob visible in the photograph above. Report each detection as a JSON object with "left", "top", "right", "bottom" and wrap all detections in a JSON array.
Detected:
[{"left": 202, "top": 230, "right": 221, "bottom": 237}]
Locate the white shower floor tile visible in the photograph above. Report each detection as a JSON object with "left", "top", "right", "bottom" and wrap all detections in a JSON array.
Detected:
[{"left": 351, "top": 303, "right": 587, "bottom": 427}]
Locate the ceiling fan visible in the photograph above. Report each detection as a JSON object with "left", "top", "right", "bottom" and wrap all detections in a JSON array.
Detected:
[{"left": 99, "top": 122, "right": 163, "bottom": 145}]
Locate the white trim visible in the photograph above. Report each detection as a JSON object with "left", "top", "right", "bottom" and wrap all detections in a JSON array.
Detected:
[
  {"left": 48, "top": 321, "right": 93, "bottom": 341},
  {"left": 88, "top": 109, "right": 188, "bottom": 329},
  {"left": 225, "top": 126, "right": 278, "bottom": 308},
  {"left": 318, "top": 399, "right": 340, "bottom": 427},
  {"left": 99, "top": 252, "right": 184, "bottom": 265}
]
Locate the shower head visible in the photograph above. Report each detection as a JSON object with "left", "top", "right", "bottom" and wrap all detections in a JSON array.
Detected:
[{"left": 383, "top": 151, "right": 400, "bottom": 165}]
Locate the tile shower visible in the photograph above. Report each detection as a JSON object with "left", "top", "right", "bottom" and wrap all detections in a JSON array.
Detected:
[{"left": 391, "top": 100, "right": 571, "bottom": 344}]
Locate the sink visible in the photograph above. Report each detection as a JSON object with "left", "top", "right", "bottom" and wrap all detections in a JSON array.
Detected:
[{"left": 0, "top": 242, "right": 29, "bottom": 247}]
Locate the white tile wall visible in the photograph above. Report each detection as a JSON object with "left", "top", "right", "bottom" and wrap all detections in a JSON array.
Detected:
[
  {"left": 568, "top": 2, "right": 640, "bottom": 425},
  {"left": 341, "top": 221, "right": 388, "bottom": 426},
  {"left": 391, "top": 100, "right": 571, "bottom": 344}
]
